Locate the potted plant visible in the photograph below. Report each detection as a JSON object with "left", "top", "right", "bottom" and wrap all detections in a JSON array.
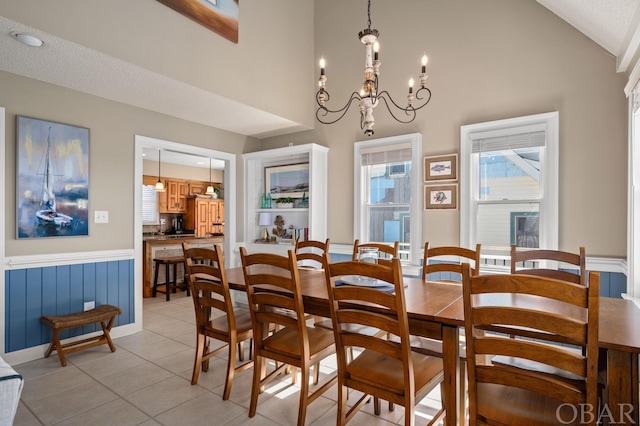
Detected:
[{"left": 275, "top": 197, "right": 294, "bottom": 208}]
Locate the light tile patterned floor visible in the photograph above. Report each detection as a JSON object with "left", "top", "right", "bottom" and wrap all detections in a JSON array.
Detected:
[{"left": 12, "top": 291, "right": 443, "bottom": 425}]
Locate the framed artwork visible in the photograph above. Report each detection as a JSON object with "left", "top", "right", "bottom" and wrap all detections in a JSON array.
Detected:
[
  {"left": 425, "top": 184, "right": 458, "bottom": 210},
  {"left": 424, "top": 153, "right": 458, "bottom": 182},
  {"left": 16, "top": 116, "right": 90, "bottom": 239},
  {"left": 156, "top": 0, "right": 239, "bottom": 43},
  {"left": 265, "top": 163, "right": 309, "bottom": 199}
]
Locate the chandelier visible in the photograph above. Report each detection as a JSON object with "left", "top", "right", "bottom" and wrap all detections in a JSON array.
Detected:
[{"left": 315, "top": 0, "right": 432, "bottom": 136}]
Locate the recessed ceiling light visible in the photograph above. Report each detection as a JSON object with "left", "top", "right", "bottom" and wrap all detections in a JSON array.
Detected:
[{"left": 10, "top": 32, "right": 43, "bottom": 47}]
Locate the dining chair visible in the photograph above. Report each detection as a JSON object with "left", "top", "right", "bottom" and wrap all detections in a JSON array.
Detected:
[
  {"left": 461, "top": 263, "right": 600, "bottom": 425},
  {"left": 510, "top": 244, "right": 586, "bottom": 285},
  {"left": 294, "top": 238, "right": 331, "bottom": 382},
  {"left": 182, "top": 243, "right": 253, "bottom": 400},
  {"left": 294, "top": 238, "right": 330, "bottom": 269},
  {"left": 420, "top": 242, "right": 481, "bottom": 421},
  {"left": 239, "top": 247, "right": 337, "bottom": 426},
  {"left": 352, "top": 240, "right": 399, "bottom": 265},
  {"left": 324, "top": 255, "right": 445, "bottom": 426},
  {"left": 422, "top": 242, "right": 481, "bottom": 282}
]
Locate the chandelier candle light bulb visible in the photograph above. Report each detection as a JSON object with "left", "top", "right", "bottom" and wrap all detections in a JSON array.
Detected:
[{"left": 315, "top": 0, "right": 432, "bottom": 136}]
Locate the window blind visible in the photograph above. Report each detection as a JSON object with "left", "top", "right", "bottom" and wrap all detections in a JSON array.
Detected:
[
  {"left": 142, "top": 185, "right": 159, "bottom": 225},
  {"left": 361, "top": 142, "right": 412, "bottom": 166},
  {"left": 471, "top": 130, "right": 546, "bottom": 153}
]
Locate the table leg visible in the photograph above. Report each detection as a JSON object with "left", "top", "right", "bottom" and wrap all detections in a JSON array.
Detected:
[
  {"left": 442, "top": 325, "right": 460, "bottom": 426},
  {"left": 606, "top": 349, "right": 638, "bottom": 425}
]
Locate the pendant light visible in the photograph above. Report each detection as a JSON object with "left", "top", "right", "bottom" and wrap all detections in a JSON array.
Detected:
[
  {"left": 155, "top": 150, "right": 165, "bottom": 192},
  {"left": 205, "top": 158, "right": 215, "bottom": 195}
]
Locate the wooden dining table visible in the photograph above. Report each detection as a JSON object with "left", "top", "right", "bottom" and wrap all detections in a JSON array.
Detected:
[{"left": 225, "top": 266, "right": 640, "bottom": 426}]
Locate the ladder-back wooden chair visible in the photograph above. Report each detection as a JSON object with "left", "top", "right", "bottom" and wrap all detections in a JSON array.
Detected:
[
  {"left": 324, "top": 255, "right": 445, "bottom": 425},
  {"left": 420, "top": 242, "right": 481, "bottom": 421},
  {"left": 510, "top": 245, "right": 586, "bottom": 286},
  {"left": 422, "top": 242, "right": 482, "bottom": 282},
  {"left": 352, "top": 240, "right": 399, "bottom": 266},
  {"left": 240, "top": 247, "right": 337, "bottom": 426},
  {"left": 182, "top": 243, "right": 253, "bottom": 400},
  {"left": 462, "top": 263, "right": 600, "bottom": 425},
  {"left": 295, "top": 238, "right": 330, "bottom": 269}
]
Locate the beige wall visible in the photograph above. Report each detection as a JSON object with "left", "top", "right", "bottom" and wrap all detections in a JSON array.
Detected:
[
  {"left": 2, "top": 70, "right": 260, "bottom": 256},
  {"left": 263, "top": 0, "right": 629, "bottom": 258},
  {"left": 0, "top": 0, "right": 315, "bottom": 128}
]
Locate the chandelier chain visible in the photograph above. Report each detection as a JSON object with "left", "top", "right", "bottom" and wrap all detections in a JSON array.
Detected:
[{"left": 367, "top": 0, "right": 372, "bottom": 30}]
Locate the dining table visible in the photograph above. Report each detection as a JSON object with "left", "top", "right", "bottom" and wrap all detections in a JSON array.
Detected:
[{"left": 225, "top": 266, "right": 640, "bottom": 426}]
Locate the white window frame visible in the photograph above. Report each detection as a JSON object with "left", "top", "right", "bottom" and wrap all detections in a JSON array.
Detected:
[
  {"left": 460, "top": 112, "right": 559, "bottom": 258},
  {"left": 354, "top": 133, "right": 422, "bottom": 266}
]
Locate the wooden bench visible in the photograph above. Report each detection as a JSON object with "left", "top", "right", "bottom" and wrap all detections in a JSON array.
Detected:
[{"left": 41, "top": 304, "right": 122, "bottom": 366}]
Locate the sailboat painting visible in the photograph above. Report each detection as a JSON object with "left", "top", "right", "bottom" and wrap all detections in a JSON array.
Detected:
[{"left": 16, "top": 116, "right": 89, "bottom": 239}]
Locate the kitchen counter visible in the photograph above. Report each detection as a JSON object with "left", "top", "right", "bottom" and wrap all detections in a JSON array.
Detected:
[{"left": 143, "top": 236, "right": 224, "bottom": 298}]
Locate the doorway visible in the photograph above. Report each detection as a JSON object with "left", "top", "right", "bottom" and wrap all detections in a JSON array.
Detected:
[{"left": 133, "top": 135, "right": 236, "bottom": 325}]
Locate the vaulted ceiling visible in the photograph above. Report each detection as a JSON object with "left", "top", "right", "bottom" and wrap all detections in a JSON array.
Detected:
[{"left": 0, "top": 1, "right": 638, "bottom": 140}]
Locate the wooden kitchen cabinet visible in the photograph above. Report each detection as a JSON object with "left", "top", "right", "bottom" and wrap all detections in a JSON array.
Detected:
[
  {"left": 185, "top": 197, "right": 225, "bottom": 237},
  {"left": 164, "top": 179, "right": 188, "bottom": 213},
  {"left": 188, "top": 181, "right": 207, "bottom": 196}
]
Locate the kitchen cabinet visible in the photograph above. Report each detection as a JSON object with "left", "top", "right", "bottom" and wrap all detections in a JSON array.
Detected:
[
  {"left": 188, "top": 181, "right": 208, "bottom": 196},
  {"left": 164, "top": 179, "right": 188, "bottom": 213},
  {"left": 185, "top": 197, "right": 225, "bottom": 237}
]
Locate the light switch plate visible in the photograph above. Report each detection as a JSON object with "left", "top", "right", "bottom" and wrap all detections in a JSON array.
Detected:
[{"left": 94, "top": 211, "right": 109, "bottom": 223}]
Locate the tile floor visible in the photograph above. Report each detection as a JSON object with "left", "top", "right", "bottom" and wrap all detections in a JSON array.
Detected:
[{"left": 12, "top": 291, "right": 443, "bottom": 425}]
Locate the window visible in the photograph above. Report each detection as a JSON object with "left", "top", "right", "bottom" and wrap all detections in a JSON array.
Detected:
[
  {"left": 460, "top": 112, "right": 559, "bottom": 263},
  {"left": 142, "top": 184, "right": 159, "bottom": 225},
  {"left": 354, "top": 133, "right": 422, "bottom": 265}
]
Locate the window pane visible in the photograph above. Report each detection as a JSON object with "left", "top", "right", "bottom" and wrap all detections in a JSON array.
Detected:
[
  {"left": 476, "top": 202, "right": 539, "bottom": 251},
  {"left": 367, "top": 162, "right": 411, "bottom": 204},
  {"left": 367, "top": 206, "right": 410, "bottom": 244},
  {"left": 478, "top": 148, "right": 541, "bottom": 201}
]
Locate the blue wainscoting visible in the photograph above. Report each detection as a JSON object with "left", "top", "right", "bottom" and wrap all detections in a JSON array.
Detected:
[{"left": 5, "top": 259, "right": 134, "bottom": 353}]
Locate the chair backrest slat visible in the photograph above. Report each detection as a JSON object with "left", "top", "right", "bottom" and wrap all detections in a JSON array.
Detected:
[{"left": 422, "top": 242, "right": 481, "bottom": 281}]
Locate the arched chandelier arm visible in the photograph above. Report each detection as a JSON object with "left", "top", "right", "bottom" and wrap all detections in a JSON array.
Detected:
[
  {"left": 315, "top": 91, "right": 362, "bottom": 125},
  {"left": 375, "top": 93, "right": 417, "bottom": 123}
]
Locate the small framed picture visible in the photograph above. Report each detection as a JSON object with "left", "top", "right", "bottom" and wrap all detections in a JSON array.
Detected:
[
  {"left": 424, "top": 153, "right": 458, "bottom": 182},
  {"left": 425, "top": 184, "right": 458, "bottom": 210}
]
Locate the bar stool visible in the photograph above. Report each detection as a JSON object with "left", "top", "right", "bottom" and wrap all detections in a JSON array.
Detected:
[{"left": 152, "top": 256, "right": 188, "bottom": 301}]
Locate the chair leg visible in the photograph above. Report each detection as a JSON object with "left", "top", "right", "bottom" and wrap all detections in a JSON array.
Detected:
[
  {"left": 249, "top": 356, "right": 264, "bottom": 417},
  {"left": 152, "top": 261, "right": 160, "bottom": 298},
  {"left": 223, "top": 337, "right": 237, "bottom": 400},
  {"left": 191, "top": 333, "right": 205, "bottom": 385},
  {"left": 238, "top": 341, "right": 244, "bottom": 362},
  {"left": 202, "top": 338, "right": 210, "bottom": 372},
  {"left": 313, "top": 362, "right": 320, "bottom": 385},
  {"left": 337, "top": 384, "right": 348, "bottom": 426},
  {"left": 297, "top": 366, "right": 310, "bottom": 426},
  {"left": 165, "top": 262, "right": 171, "bottom": 301},
  {"left": 172, "top": 262, "right": 178, "bottom": 293}
]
